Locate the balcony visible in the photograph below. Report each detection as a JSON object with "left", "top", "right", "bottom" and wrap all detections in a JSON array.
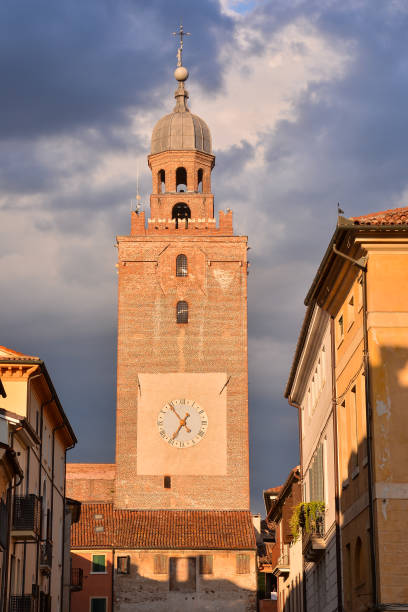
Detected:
[
  {"left": 11, "top": 495, "right": 41, "bottom": 540},
  {"left": 302, "top": 512, "right": 325, "bottom": 562},
  {"left": 70, "top": 567, "right": 83, "bottom": 591},
  {"left": 9, "top": 595, "right": 35, "bottom": 612},
  {"left": 272, "top": 552, "right": 290, "bottom": 578},
  {"left": 0, "top": 499, "right": 8, "bottom": 549},
  {"left": 39, "top": 540, "right": 53, "bottom": 574}
]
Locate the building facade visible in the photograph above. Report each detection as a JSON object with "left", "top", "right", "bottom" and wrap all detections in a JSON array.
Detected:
[
  {"left": 286, "top": 207, "right": 408, "bottom": 611},
  {"left": 285, "top": 306, "right": 341, "bottom": 612},
  {"left": 267, "top": 467, "right": 303, "bottom": 612},
  {"left": 0, "top": 345, "right": 77, "bottom": 612},
  {"left": 68, "top": 44, "right": 256, "bottom": 612}
]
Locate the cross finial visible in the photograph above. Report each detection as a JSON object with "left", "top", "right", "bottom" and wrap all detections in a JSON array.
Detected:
[{"left": 173, "top": 22, "right": 190, "bottom": 67}]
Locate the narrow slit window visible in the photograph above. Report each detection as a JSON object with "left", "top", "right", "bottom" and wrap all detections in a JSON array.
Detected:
[
  {"left": 164, "top": 476, "right": 171, "bottom": 489},
  {"left": 177, "top": 301, "right": 188, "bottom": 324},
  {"left": 176, "top": 254, "right": 188, "bottom": 277},
  {"left": 197, "top": 169, "right": 203, "bottom": 193},
  {"left": 158, "top": 169, "right": 165, "bottom": 194}
]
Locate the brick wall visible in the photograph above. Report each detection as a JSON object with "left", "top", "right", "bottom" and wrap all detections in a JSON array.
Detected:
[
  {"left": 115, "top": 232, "right": 249, "bottom": 510},
  {"left": 66, "top": 464, "right": 116, "bottom": 503}
]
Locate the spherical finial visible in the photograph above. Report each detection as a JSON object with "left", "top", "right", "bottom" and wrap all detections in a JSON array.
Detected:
[{"left": 174, "top": 66, "right": 189, "bottom": 82}]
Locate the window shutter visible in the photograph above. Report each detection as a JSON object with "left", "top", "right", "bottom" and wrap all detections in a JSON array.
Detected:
[
  {"left": 199, "top": 555, "right": 213, "bottom": 574},
  {"left": 236, "top": 553, "right": 250, "bottom": 574},
  {"left": 117, "top": 556, "right": 130, "bottom": 574},
  {"left": 154, "top": 554, "right": 168, "bottom": 574}
]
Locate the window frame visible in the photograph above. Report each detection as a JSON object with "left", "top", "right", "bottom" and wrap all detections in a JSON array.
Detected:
[
  {"left": 91, "top": 554, "right": 107, "bottom": 574},
  {"left": 90, "top": 597, "right": 108, "bottom": 612},
  {"left": 176, "top": 254, "right": 188, "bottom": 277},
  {"left": 176, "top": 301, "right": 188, "bottom": 324}
]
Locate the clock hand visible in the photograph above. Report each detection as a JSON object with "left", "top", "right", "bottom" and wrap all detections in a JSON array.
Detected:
[
  {"left": 172, "top": 413, "right": 191, "bottom": 439},
  {"left": 169, "top": 404, "right": 183, "bottom": 421},
  {"left": 172, "top": 424, "right": 183, "bottom": 439}
]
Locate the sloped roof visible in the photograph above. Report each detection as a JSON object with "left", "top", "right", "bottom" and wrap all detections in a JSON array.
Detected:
[
  {"left": 351, "top": 206, "right": 408, "bottom": 225},
  {"left": 71, "top": 503, "right": 256, "bottom": 550},
  {"left": 0, "top": 345, "right": 40, "bottom": 361}
]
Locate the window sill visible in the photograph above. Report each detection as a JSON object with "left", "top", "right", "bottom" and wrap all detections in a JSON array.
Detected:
[
  {"left": 90, "top": 571, "right": 108, "bottom": 575},
  {"left": 342, "top": 478, "right": 349, "bottom": 490},
  {"left": 362, "top": 456, "right": 368, "bottom": 467}
]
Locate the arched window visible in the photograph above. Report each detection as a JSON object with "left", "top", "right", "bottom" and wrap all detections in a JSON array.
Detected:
[
  {"left": 158, "top": 169, "right": 165, "bottom": 194},
  {"left": 197, "top": 168, "right": 203, "bottom": 193},
  {"left": 172, "top": 203, "right": 191, "bottom": 229},
  {"left": 176, "top": 167, "right": 187, "bottom": 192},
  {"left": 176, "top": 301, "right": 188, "bottom": 324},
  {"left": 176, "top": 254, "right": 188, "bottom": 277}
]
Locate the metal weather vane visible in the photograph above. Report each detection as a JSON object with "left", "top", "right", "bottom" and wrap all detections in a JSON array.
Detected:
[{"left": 173, "top": 22, "right": 190, "bottom": 67}]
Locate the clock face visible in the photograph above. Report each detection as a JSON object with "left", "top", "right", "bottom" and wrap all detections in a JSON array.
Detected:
[{"left": 157, "top": 399, "right": 208, "bottom": 448}]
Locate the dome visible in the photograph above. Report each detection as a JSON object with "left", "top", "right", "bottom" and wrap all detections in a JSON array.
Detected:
[{"left": 151, "top": 78, "right": 212, "bottom": 155}]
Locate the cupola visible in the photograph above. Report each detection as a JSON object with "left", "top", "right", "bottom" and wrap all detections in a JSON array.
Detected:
[{"left": 151, "top": 64, "right": 212, "bottom": 155}]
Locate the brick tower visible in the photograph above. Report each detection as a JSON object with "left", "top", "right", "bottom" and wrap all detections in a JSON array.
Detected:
[
  {"left": 68, "top": 35, "right": 256, "bottom": 611},
  {"left": 115, "top": 51, "right": 250, "bottom": 512}
]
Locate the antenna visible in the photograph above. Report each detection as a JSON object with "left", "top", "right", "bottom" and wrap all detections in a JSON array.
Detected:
[
  {"left": 135, "top": 164, "right": 141, "bottom": 213},
  {"left": 337, "top": 202, "right": 344, "bottom": 216}
]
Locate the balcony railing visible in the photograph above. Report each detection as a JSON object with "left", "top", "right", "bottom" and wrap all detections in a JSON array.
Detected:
[
  {"left": 9, "top": 595, "right": 34, "bottom": 612},
  {"left": 302, "top": 512, "right": 325, "bottom": 562},
  {"left": 11, "top": 495, "right": 41, "bottom": 539},
  {"left": 70, "top": 567, "right": 83, "bottom": 591},
  {"left": 0, "top": 499, "right": 8, "bottom": 549},
  {"left": 39, "top": 540, "right": 52, "bottom": 572}
]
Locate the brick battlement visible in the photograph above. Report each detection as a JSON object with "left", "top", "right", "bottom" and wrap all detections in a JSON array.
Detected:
[{"left": 131, "top": 209, "right": 234, "bottom": 236}]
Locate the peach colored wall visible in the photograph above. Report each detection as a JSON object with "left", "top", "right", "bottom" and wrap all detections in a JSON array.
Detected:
[
  {"left": 136, "top": 373, "right": 227, "bottom": 477},
  {"left": 71, "top": 550, "right": 113, "bottom": 612}
]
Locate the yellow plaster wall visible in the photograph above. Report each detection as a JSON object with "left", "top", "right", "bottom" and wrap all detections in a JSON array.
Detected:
[{"left": 0, "top": 380, "right": 28, "bottom": 417}]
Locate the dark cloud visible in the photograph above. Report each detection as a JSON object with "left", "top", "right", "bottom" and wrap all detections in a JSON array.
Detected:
[
  {"left": 0, "top": 0, "right": 233, "bottom": 140},
  {"left": 2, "top": 0, "right": 408, "bottom": 515}
]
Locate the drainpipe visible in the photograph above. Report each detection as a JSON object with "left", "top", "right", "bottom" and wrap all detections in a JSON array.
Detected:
[
  {"left": 332, "top": 243, "right": 378, "bottom": 609},
  {"left": 36, "top": 396, "right": 54, "bottom": 602},
  {"left": 48, "top": 423, "right": 64, "bottom": 605},
  {"left": 288, "top": 399, "right": 306, "bottom": 612},
  {"left": 330, "top": 317, "right": 344, "bottom": 612},
  {"left": 3, "top": 443, "right": 24, "bottom": 612},
  {"left": 60, "top": 441, "right": 76, "bottom": 612}
]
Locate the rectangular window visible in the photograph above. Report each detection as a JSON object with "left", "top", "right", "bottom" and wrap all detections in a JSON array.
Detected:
[
  {"left": 117, "top": 556, "right": 130, "bottom": 574},
  {"left": 164, "top": 476, "right": 171, "bottom": 489},
  {"left": 91, "top": 598, "right": 107, "bottom": 612},
  {"left": 351, "top": 386, "right": 359, "bottom": 473},
  {"left": 348, "top": 295, "right": 355, "bottom": 329},
  {"left": 338, "top": 315, "right": 344, "bottom": 342},
  {"left": 199, "top": 555, "right": 213, "bottom": 575},
  {"left": 236, "top": 553, "right": 250, "bottom": 574},
  {"left": 91, "top": 554, "right": 106, "bottom": 574},
  {"left": 154, "top": 554, "right": 168, "bottom": 574},
  {"left": 309, "top": 444, "right": 324, "bottom": 502}
]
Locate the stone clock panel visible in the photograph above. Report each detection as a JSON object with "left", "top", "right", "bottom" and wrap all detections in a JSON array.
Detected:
[{"left": 137, "top": 373, "right": 227, "bottom": 476}]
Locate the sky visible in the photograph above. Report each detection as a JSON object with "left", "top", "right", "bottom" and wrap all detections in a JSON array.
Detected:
[{"left": 1, "top": 0, "right": 408, "bottom": 514}]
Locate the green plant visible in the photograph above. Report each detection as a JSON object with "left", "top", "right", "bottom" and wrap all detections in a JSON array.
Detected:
[{"left": 290, "top": 501, "right": 325, "bottom": 542}]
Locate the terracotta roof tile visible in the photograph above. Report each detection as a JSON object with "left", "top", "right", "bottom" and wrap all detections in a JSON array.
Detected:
[
  {"left": 351, "top": 206, "right": 408, "bottom": 226},
  {"left": 71, "top": 504, "right": 256, "bottom": 550}
]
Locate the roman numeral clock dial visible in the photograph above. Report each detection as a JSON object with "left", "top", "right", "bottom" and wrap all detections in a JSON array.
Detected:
[{"left": 157, "top": 399, "right": 208, "bottom": 448}]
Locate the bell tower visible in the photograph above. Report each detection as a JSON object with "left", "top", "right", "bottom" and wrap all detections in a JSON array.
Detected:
[{"left": 115, "top": 38, "right": 249, "bottom": 511}]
